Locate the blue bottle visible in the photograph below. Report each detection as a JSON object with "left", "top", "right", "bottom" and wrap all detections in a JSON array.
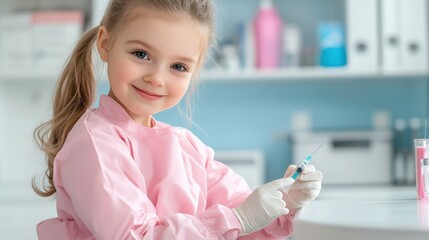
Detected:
[{"left": 318, "top": 22, "right": 347, "bottom": 67}]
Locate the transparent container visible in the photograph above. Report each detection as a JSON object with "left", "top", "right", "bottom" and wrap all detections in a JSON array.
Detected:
[{"left": 414, "top": 139, "right": 429, "bottom": 200}]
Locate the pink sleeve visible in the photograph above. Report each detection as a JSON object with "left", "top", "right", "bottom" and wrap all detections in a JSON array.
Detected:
[
  {"left": 55, "top": 129, "right": 242, "bottom": 240},
  {"left": 202, "top": 148, "right": 294, "bottom": 239}
]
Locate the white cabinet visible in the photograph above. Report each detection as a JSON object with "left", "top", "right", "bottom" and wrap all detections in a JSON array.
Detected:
[{"left": 292, "top": 131, "right": 393, "bottom": 184}]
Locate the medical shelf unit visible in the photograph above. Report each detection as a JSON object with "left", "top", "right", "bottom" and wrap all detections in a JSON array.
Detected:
[{"left": 0, "top": 0, "right": 429, "bottom": 239}]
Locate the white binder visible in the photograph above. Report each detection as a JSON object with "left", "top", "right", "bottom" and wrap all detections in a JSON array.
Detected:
[
  {"left": 399, "top": 0, "right": 428, "bottom": 73},
  {"left": 380, "top": 0, "right": 401, "bottom": 72},
  {"left": 345, "top": 0, "right": 379, "bottom": 71},
  {"left": 381, "top": 0, "right": 428, "bottom": 73}
]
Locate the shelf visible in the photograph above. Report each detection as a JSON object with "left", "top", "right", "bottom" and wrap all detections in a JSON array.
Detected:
[
  {"left": 1, "top": 66, "right": 428, "bottom": 83},
  {"left": 201, "top": 67, "right": 429, "bottom": 82}
]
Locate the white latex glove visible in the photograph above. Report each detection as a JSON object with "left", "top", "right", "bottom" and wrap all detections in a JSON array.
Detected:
[
  {"left": 232, "top": 177, "right": 294, "bottom": 235},
  {"left": 282, "top": 164, "right": 322, "bottom": 209}
]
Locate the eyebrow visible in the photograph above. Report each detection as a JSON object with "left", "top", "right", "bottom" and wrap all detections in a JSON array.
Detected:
[{"left": 126, "top": 39, "right": 197, "bottom": 65}]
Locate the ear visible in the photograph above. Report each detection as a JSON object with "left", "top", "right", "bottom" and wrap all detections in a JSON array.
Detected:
[{"left": 96, "top": 26, "right": 110, "bottom": 62}]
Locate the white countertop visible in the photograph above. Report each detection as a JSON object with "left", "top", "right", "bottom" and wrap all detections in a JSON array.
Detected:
[{"left": 293, "top": 185, "right": 429, "bottom": 240}]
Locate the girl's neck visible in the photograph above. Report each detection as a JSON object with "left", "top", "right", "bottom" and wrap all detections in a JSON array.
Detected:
[{"left": 107, "top": 91, "right": 154, "bottom": 128}]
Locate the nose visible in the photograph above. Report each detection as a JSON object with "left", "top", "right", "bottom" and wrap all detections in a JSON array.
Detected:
[{"left": 143, "top": 65, "right": 165, "bottom": 87}]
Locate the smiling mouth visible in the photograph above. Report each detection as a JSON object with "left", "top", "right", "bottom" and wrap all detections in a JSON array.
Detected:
[{"left": 133, "top": 86, "right": 164, "bottom": 101}]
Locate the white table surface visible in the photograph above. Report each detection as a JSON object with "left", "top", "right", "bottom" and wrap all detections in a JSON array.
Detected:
[{"left": 292, "top": 185, "right": 429, "bottom": 240}]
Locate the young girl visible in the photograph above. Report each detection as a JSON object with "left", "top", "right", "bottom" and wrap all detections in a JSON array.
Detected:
[{"left": 33, "top": 0, "right": 322, "bottom": 239}]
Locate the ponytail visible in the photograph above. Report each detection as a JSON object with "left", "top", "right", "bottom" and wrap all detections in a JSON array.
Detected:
[{"left": 33, "top": 27, "right": 99, "bottom": 197}]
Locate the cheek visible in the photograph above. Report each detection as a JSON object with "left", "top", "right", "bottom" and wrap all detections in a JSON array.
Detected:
[
  {"left": 108, "top": 55, "right": 138, "bottom": 84},
  {"left": 170, "top": 80, "right": 191, "bottom": 98}
]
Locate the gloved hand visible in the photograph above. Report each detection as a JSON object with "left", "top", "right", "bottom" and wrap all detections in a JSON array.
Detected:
[
  {"left": 232, "top": 177, "right": 294, "bottom": 235},
  {"left": 282, "top": 164, "right": 322, "bottom": 209}
]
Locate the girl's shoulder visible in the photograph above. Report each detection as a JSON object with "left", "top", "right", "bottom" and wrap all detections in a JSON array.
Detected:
[{"left": 65, "top": 108, "right": 127, "bottom": 145}]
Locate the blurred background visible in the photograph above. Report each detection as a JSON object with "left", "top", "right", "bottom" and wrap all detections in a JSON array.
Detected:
[{"left": 0, "top": 0, "right": 428, "bottom": 239}]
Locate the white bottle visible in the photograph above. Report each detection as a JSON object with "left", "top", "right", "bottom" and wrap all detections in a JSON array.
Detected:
[{"left": 282, "top": 24, "right": 302, "bottom": 67}]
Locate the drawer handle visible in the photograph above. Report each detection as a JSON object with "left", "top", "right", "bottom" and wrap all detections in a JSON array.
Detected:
[{"left": 332, "top": 140, "right": 370, "bottom": 148}]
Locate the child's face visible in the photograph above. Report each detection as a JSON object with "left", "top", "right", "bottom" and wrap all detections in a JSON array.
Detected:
[{"left": 97, "top": 7, "right": 206, "bottom": 127}]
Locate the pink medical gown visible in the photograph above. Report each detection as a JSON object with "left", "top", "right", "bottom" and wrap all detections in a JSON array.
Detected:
[{"left": 37, "top": 95, "right": 294, "bottom": 240}]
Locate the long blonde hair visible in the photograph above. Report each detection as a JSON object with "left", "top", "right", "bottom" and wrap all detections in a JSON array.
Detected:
[{"left": 33, "top": 0, "right": 216, "bottom": 197}]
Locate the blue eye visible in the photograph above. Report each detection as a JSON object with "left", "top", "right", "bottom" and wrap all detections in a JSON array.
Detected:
[
  {"left": 133, "top": 51, "right": 149, "bottom": 60},
  {"left": 171, "top": 63, "right": 188, "bottom": 72}
]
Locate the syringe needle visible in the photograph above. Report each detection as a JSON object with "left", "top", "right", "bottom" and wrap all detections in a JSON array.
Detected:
[{"left": 310, "top": 143, "right": 324, "bottom": 157}]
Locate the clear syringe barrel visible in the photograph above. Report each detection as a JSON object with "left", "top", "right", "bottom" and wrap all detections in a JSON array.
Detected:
[
  {"left": 291, "top": 156, "right": 312, "bottom": 180},
  {"left": 282, "top": 155, "right": 313, "bottom": 192},
  {"left": 281, "top": 143, "right": 323, "bottom": 192}
]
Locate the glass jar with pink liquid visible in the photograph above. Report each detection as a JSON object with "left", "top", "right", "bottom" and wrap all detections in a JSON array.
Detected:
[{"left": 414, "top": 139, "right": 429, "bottom": 200}]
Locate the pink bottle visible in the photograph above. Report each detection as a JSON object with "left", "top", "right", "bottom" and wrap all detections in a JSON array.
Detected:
[{"left": 253, "top": 0, "right": 283, "bottom": 69}]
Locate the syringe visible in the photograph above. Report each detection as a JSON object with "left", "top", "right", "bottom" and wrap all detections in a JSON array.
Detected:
[{"left": 282, "top": 143, "right": 324, "bottom": 192}]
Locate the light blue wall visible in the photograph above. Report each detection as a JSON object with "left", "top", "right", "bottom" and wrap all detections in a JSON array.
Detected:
[{"left": 98, "top": 78, "right": 429, "bottom": 182}]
